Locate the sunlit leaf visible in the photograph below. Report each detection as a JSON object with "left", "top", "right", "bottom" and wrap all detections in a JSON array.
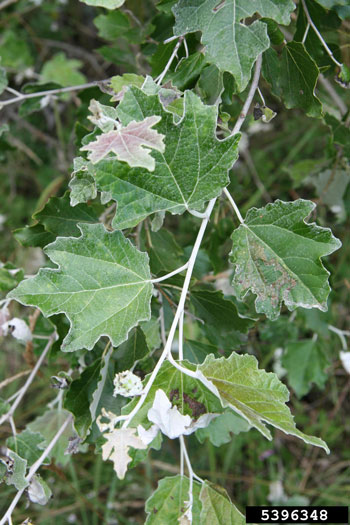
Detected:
[
  {"left": 9, "top": 223, "right": 152, "bottom": 352},
  {"left": 230, "top": 200, "right": 341, "bottom": 320}
]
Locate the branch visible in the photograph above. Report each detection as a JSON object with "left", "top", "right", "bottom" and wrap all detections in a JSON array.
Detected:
[
  {"left": 0, "top": 332, "right": 56, "bottom": 427},
  {"left": 231, "top": 54, "right": 263, "bottom": 135},
  {"left": 155, "top": 37, "right": 184, "bottom": 86},
  {"left": 301, "top": 0, "right": 342, "bottom": 68},
  {"left": 0, "top": 415, "right": 73, "bottom": 525},
  {"left": 0, "top": 80, "right": 110, "bottom": 109},
  {"left": 122, "top": 198, "right": 217, "bottom": 429}
]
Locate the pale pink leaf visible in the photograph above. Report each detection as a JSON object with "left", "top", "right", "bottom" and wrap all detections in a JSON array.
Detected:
[
  {"left": 100, "top": 427, "right": 147, "bottom": 479},
  {"left": 81, "top": 115, "right": 165, "bottom": 171}
]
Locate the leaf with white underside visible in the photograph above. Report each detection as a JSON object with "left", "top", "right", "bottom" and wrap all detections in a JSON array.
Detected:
[
  {"left": 200, "top": 481, "right": 245, "bottom": 525},
  {"left": 8, "top": 223, "right": 152, "bottom": 352},
  {"left": 173, "top": 0, "right": 295, "bottom": 92},
  {"left": 122, "top": 360, "right": 222, "bottom": 431},
  {"left": 79, "top": 0, "right": 125, "bottom": 8},
  {"left": 81, "top": 115, "right": 165, "bottom": 171},
  {"left": 230, "top": 200, "right": 341, "bottom": 320},
  {"left": 99, "top": 426, "right": 147, "bottom": 479},
  {"left": 145, "top": 475, "right": 201, "bottom": 524},
  {"left": 199, "top": 353, "right": 329, "bottom": 452},
  {"left": 146, "top": 388, "right": 218, "bottom": 439},
  {"left": 91, "top": 86, "right": 240, "bottom": 229}
]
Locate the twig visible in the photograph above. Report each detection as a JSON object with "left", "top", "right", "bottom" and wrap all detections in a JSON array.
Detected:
[
  {"left": 318, "top": 74, "right": 347, "bottom": 116},
  {"left": 155, "top": 37, "right": 184, "bottom": 86},
  {"left": 0, "top": 370, "right": 31, "bottom": 391},
  {"left": 231, "top": 54, "right": 263, "bottom": 135},
  {"left": 152, "top": 263, "right": 189, "bottom": 283},
  {"left": 0, "top": 332, "right": 56, "bottom": 426},
  {"left": 301, "top": 0, "right": 342, "bottom": 68},
  {"left": 121, "top": 199, "right": 217, "bottom": 429},
  {"left": 223, "top": 188, "right": 244, "bottom": 223},
  {"left": 0, "top": 415, "right": 73, "bottom": 525},
  {"left": 0, "top": 80, "right": 110, "bottom": 108}
]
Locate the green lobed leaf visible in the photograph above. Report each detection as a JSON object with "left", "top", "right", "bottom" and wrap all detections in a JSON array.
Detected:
[
  {"left": 282, "top": 339, "right": 329, "bottom": 398},
  {"left": 199, "top": 352, "right": 329, "bottom": 452},
  {"left": 123, "top": 360, "right": 222, "bottom": 429},
  {"left": 280, "top": 42, "right": 323, "bottom": 118},
  {"left": 8, "top": 223, "right": 153, "bottom": 352},
  {"left": 173, "top": 0, "right": 295, "bottom": 92},
  {"left": 196, "top": 410, "right": 250, "bottom": 447},
  {"left": 145, "top": 475, "right": 201, "bottom": 524},
  {"left": 28, "top": 410, "right": 73, "bottom": 466},
  {"left": 312, "top": 169, "right": 349, "bottom": 221},
  {"left": 91, "top": 86, "right": 240, "bottom": 229},
  {"left": 64, "top": 359, "right": 103, "bottom": 438},
  {"left": 69, "top": 157, "right": 98, "bottom": 207},
  {"left": 14, "top": 224, "right": 55, "bottom": 249},
  {"left": 5, "top": 451, "right": 28, "bottom": 491},
  {"left": 33, "top": 192, "right": 101, "bottom": 238},
  {"left": 199, "top": 481, "right": 245, "bottom": 525},
  {"left": 6, "top": 430, "right": 46, "bottom": 467},
  {"left": 229, "top": 199, "right": 341, "bottom": 320},
  {"left": 40, "top": 53, "right": 86, "bottom": 88},
  {"left": 183, "top": 339, "right": 219, "bottom": 365},
  {"left": 0, "top": 262, "right": 24, "bottom": 292},
  {"left": 191, "top": 290, "right": 250, "bottom": 350},
  {"left": 115, "top": 326, "right": 150, "bottom": 372}
]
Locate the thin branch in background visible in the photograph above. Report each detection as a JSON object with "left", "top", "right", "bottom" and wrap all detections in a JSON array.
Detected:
[
  {"left": 301, "top": 0, "right": 342, "bottom": 68},
  {"left": 0, "top": 415, "right": 73, "bottom": 525},
  {"left": 242, "top": 149, "right": 272, "bottom": 203},
  {"left": 0, "top": 80, "right": 110, "bottom": 108},
  {"left": 318, "top": 74, "right": 347, "bottom": 116},
  {"left": 0, "top": 332, "right": 56, "bottom": 426}
]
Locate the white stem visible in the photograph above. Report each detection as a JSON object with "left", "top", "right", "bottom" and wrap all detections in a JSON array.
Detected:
[
  {"left": 301, "top": 0, "right": 342, "bottom": 68},
  {"left": 152, "top": 262, "right": 189, "bottom": 283},
  {"left": 0, "top": 80, "right": 110, "bottom": 108},
  {"left": 156, "top": 38, "right": 183, "bottom": 86},
  {"left": 188, "top": 208, "right": 210, "bottom": 219},
  {"left": 163, "top": 34, "right": 180, "bottom": 44},
  {"left": 0, "top": 333, "right": 56, "bottom": 426},
  {"left": 231, "top": 54, "right": 263, "bottom": 135},
  {"left": 302, "top": 22, "right": 310, "bottom": 44},
  {"left": 0, "top": 415, "right": 72, "bottom": 525},
  {"left": 328, "top": 324, "right": 349, "bottom": 351},
  {"left": 9, "top": 417, "right": 16, "bottom": 438},
  {"left": 122, "top": 199, "right": 216, "bottom": 428},
  {"left": 178, "top": 310, "right": 184, "bottom": 361},
  {"left": 183, "top": 37, "right": 189, "bottom": 59},
  {"left": 223, "top": 188, "right": 244, "bottom": 224},
  {"left": 257, "top": 87, "right": 266, "bottom": 106}
]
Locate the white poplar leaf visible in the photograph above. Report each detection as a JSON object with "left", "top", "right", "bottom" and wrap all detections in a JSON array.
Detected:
[
  {"left": 100, "top": 427, "right": 147, "bottom": 479},
  {"left": 148, "top": 389, "right": 192, "bottom": 439},
  {"left": 137, "top": 424, "right": 159, "bottom": 445},
  {"left": 81, "top": 115, "right": 165, "bottom": 171},
  {"left": 340, "top": 351, "right": 350, "bottom": 374}
]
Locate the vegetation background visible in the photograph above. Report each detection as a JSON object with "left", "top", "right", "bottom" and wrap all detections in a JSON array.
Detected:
[{"left": 0, "top": 0, "right": 349, "bottom": 523}]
